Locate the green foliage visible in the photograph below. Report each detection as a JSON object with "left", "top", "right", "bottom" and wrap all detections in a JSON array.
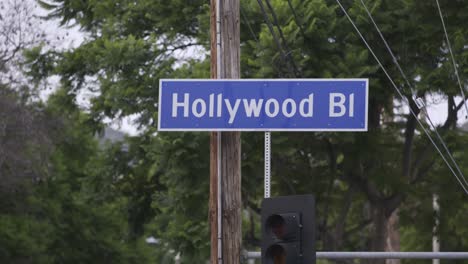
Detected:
[
  {"left": 147, "top": 132, "right": 211, "bottom": 262},
  {"left": 0, "top": 87, "right": 156, "bottom": 263},
  {"left": 0, "top": 215, "right": 53, "bottom": 263},
  {"left": 15, "top": 0, "right": 468, "bottom": 262}
]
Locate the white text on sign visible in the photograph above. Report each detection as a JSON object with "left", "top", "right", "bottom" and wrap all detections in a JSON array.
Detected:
[{"left": 172, "top": 93, "right": 355, "bottom": 124}]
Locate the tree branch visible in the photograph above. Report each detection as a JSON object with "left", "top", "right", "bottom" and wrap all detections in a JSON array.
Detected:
[
  {"left": 402, "top": 95, "right": 420, "bottom": 179},
  {"left": 411, "top": 142, "right": 433, "bottom": 182},
  {"left": 442, "top": 95, "right": 458, "bottom": 129}
]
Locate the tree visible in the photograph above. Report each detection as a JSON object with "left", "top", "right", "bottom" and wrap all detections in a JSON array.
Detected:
[
  {"left": 27, "top": 0, "right": 468, "bottom": 263},
  {"left": 242, "top": 1, "right": 468, "bottom": 262},
  {"left": 0, "top": 86, "right": 157, "bottom": 263},
  {"left": 0, "top": 85, "right": 55, "bottom": 213},
  {"left": 0, "top": 0, "right": 48, "bottom": 96},
  {"left": 0, "top": 0, "right": 159, "bottom": 262}
]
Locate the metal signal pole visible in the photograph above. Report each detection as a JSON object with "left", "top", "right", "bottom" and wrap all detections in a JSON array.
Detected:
[{"left": 209, "top": 0, "right": 242, "bottom": 263}]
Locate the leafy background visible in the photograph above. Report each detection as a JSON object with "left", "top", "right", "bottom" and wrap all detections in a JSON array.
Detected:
[{"left": 1, "top": 0, "right": 467, "bottom": 263}]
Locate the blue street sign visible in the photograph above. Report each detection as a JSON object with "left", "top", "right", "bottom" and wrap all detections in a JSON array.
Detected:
[{"left": 158, "top": 79, "right": 368, "bottom": 131}]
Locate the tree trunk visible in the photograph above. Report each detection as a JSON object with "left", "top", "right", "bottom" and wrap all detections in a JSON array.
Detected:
[
  {"left": 385, "top": 209, "right": 400, "bottom": 264},
  {"left": 365, "top": 202, "right": 400, "bottom": 264}
]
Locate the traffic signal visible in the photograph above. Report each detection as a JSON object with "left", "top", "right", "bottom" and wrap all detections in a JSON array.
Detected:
[{"left": 261, "top": 195, "right": 315, "bottom": 264}]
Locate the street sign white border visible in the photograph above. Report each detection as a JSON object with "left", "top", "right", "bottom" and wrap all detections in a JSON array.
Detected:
[{"left": 157, "top": 78, "right": 369, "bottom": 132}]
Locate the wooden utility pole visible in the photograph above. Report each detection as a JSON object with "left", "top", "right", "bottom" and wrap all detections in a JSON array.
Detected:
[
  {"left": 209, "top": 1, "right": 219, "bottom": 263},
  {"left": 209, "top": 0, "right": 242, "bottom": 263}
]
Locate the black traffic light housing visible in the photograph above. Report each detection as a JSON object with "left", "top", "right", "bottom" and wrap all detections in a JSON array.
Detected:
[{"left": 261, "top": 195, "right": 315, "bottom": 264}]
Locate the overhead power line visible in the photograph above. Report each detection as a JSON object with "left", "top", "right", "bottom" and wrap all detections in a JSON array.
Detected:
[
  {"left": 358, "top": 0, "right": 468, "bottom": 192},
  {"left": 255, "top": 0, "right": 299, "bottom": 77},
  {"left": 358, "top": 0, "right": 415, "bottom": 97},
  {"left": 435, "top": 0, "right": 468, "bottom": 119},
  {"left": 263, "top": 0, "right": 301, "bottom": 76},
  {"left": 249, "top": 0, "right": 468, "bottom": 194},
  {"left": 240, "top": 6, "right": 258, "bottom": 43},
  {"left": 335, "top": 0, "right": 468, "bottom": 195},
  {"left": 286, "top": 0, "right": 307, "bottom": 40},
  {"left": 263, "top": 0, "right": 289, "bottom": 50}
]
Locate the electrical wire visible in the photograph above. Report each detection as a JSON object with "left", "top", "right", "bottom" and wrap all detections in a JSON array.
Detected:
[
  {"left": 335, "top": 0, "right": 468, "bottom": 195},
  {"left": 263, "top": 0, "right": 301, "bottom": 76},
  {"left": 358, "top": 0, "right": 468, "bottom": 192},
  {"left": 358, "top": 0, "right": 414, "bottom": 97},
  {"left": 256, "top": 0, "right": 300, "bottom": 77},
  {"left": 256, "top": 0, "right": 297, "bottom": 77},
  {"left": 263, "top": 0, "right": 289, "bottom": 49},
  {"left": 251, "top": 0, "right": 468, "bottom": 194},
  {"left": 240, "top": 6, "right": 258, "bottom": 43},
  {"left": 435, "top": 0, "right": 468, "bottom": 119},
  {"left": 241, "top": 5, "right": 266, "bottom": 78},
  {"left": 286, "top": 0, "right": 307, "bottom": 40},
  {"left": 425, "top": 112, "right": 468, "bottom": 188}
]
